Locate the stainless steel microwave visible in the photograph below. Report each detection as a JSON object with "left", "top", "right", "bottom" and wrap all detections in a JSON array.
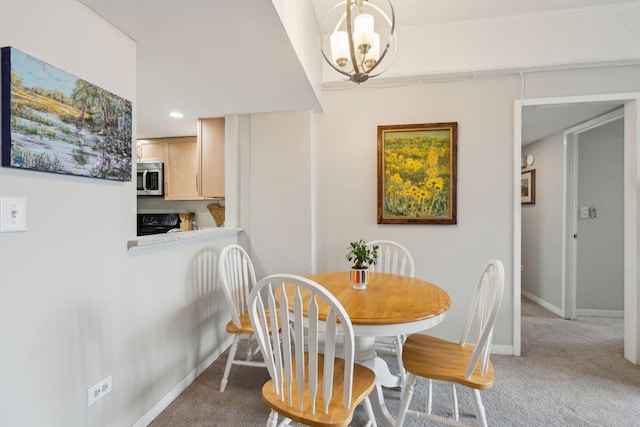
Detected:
[{"left": 137, "top": 162, "right": 164, "bottom": 196}]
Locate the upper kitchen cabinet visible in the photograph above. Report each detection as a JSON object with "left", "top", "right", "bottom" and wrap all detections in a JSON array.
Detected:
[
  {"left": 136, "top": 117, "right": 225, "bottom": 200},
  {"left": 137, "top": 138, "right": 167, "bottom": 163},
  {"left": 198, "top": 117, "right": 225, "bottom": 199},
  {"left": 165, "top": 136, "right": 199, "bottom": 199}
]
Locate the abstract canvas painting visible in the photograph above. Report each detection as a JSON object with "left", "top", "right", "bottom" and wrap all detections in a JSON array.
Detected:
[{"left": 1, "top": 47, "right": 132, "bottom": 181}]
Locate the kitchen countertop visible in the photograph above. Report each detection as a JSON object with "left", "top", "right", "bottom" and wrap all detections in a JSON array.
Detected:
[{"left": 127, "top": 227, "right": 241, "bottom": 250}]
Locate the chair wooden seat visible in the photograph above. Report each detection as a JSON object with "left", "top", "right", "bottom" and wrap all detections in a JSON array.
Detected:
[
  {"left": 226, "top": 310, "right": 280, "bottom": 335},
  {"left": 402, "top": 334, "right": 495, "bottom": 390},
  {"left": 395, "top": 259, "right": 505, "bottom": 427},
  {"left": 225, "top": 312, "right": 253, "bottom": 334},
  {"left": 261, "top": 355, "right": 376, "bottom": 427}
]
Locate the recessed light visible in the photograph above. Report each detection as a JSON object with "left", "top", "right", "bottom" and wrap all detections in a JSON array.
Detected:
[{"left": 169, "top": 111, "right": 183, "bottom": 118}]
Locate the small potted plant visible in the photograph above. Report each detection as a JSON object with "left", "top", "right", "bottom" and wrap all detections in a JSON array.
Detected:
[{"left": 346, "top": 239, "right": 379, "bottom": 290}]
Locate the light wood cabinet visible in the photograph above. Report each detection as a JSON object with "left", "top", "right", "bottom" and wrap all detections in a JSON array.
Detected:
[
  {"left": 165, "top": 136, "right": 199, "bottom": 199},
  {"left": 135, "top": 117, "right": 224, "bottom": 200},
  {"left": 137, "top": 139, "right": 167, "bottom": 163},
  {"left": 198, "top": 117, "right": 225, "bottom": 199}
]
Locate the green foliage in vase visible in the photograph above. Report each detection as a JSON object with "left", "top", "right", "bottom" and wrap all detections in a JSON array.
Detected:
[{"left": 346, "top": 239, "right": 379, "bottom": 269}]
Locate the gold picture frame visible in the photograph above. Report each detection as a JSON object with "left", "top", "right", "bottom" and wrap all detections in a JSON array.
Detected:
[
  {"left": 521, "top": 169, "right": 536, "bottom": 205},
  {"left": 377, "top": 122, "right": 457, "bottom": 224}
]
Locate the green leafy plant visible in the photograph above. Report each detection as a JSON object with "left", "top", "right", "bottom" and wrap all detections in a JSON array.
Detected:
[{"left": 346, "top": 239, "right": 379, "bottom": 269}]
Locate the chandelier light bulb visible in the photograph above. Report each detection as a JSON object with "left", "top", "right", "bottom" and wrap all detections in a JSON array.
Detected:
[
  {"left": 354, "top": 13, "right": 374, "bottom": 54},
  {"left": 364, "top": 33, "right": 380, "bottom": 69},
  {"left": 330, "top": 31, "right": 350, "bottom": 67}
]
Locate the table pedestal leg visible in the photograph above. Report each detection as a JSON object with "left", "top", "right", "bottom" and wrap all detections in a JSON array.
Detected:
[{"left": 354, "top": 336, "right": 398, "bottom": 427}]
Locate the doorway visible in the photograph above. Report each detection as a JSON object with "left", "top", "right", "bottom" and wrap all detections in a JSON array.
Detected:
[
  {"left": 513, "top": 93, "right": 640, "bottom": 363},
  {"left": 564, "top": 111, "right": 624, "bottom": 320}
]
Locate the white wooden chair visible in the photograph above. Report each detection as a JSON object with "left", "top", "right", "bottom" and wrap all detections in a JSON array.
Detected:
[
  {"left": 218, "top": 244, "right": 267, "bottom": 392},
  {"left": 366, "top": 239, "right": 415, "bottom": 385},
  {"left": 394, "top": 259, "right": 505, "bottom": 427},
  {"left": 248, "top": 273, "right": 377, "bottom": 427}
]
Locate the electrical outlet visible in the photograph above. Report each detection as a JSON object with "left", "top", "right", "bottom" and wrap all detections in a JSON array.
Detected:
[{"left": 88, "top": 375, "right": 112, "bottom": 406}]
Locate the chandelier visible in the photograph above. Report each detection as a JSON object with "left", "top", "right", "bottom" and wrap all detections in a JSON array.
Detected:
[{"left": 320, "top": 0, "right": 397, "bottom": 84}]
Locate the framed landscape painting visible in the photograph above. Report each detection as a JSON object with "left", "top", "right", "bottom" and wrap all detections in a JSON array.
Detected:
[
  {"left": 521, "top": 169, "right": 536, "bottom": 205},
  {"left": 378, "top": 122, "right": 457, "bottom": 224},
  {"left": 1, "top": 47, "right": 132, "bottom": 181}
]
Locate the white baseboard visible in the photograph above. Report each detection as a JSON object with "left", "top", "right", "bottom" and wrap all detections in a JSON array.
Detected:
[
  {"left": 131, "top": 336, "right": 233, "bottom": 427},
  {"left": 521, "top": 290, "right": 563, "bottom": 317},
  {"left": 491, "top": 344, "right": 515, "bottom": 356},
  {"left": 576, "top": 309, "right": 624, "bottom": 318}
]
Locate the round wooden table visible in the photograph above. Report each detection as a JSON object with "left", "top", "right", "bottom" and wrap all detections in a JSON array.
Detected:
[{"left": 303, "top": 272, "right": 451, "bottom": 427}]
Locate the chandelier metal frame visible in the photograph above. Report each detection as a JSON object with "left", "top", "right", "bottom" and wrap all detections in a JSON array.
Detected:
[{"left": 320, "top": 0, "right": 397, "bottom": 84}]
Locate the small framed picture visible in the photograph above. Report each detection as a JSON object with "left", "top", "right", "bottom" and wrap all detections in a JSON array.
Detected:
[{"left": 521, "top": 169, "right": 536, "bottom": 205}]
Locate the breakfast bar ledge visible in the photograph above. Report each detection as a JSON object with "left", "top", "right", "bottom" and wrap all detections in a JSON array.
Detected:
[{"left": 127, "top": 227, "right": 242, "bottom": 250}]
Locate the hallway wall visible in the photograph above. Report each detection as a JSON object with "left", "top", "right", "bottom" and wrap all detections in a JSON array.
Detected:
[
  {"left": 521, "top": 117, "right": 625, "bottom": 317},
  {"left": 521, "top": 132, "right": 564, "bottom": 314},
  {"left": 576, "top": 118, "right": 625, "bottom": 314}
]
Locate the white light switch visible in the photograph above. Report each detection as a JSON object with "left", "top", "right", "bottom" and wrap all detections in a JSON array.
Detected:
[
  {"left": 580, "top": 207, "right": 589, "bottom": 219},
  {"left": 1, "top": 197, "right": 27, "bottom": 232}
]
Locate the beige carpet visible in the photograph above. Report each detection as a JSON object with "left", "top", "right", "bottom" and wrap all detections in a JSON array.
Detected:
[{"left": 149, "top": 298, "right": 640, "bottom": 426}]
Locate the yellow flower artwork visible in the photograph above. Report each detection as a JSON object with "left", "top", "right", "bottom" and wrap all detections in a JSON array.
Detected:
[{"left": 377, "top": 122, "right": 457, "bottom": 224}]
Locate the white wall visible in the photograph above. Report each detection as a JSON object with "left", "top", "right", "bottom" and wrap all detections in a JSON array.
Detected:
[
  {"left": 521, "top": 133, "right": 565, "bottom": 312},
  {"left": 362, "top": 3, "right": 640, "bottom": 81},
  {"left": 520, "top": 116, "right": 625, "bottom": 317},
  {"left": 576, "top": 118, "right": 625, "bottom": 312},
  {"left": 272, "top": 0, "right": 323, "bottom": 107},
  {"left": 524, "top": 66, "right": 640, "bottom": 98},
  {"left": 316, "top": 77, "right": 519, "bottom": 346},
  {"left": 0, "top": 1, "right": 236, "bottom": 425},
  {"left": 244, "top": 67, "right": 640, "bottom": 355},
  {"left": 245, "top": 110, "right": 315, "bottom": 279},
  {"left": 517, "top": 110, "right": 628, "bottom": 321}
]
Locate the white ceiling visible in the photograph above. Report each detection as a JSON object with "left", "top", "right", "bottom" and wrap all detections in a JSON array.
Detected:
[
  {"left": 522, "top": 101, "right": 624, "bottom": 145},
  {"left": 77, "top": 0, "right": 634, "bottom": 142},
  {"left": 77, "top": 1, "right": 321, "bottom": 138}
]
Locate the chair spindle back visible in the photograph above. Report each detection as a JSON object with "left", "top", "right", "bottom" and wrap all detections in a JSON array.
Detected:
[
  {"left": 249, "top": 274, "right": 356, "bottom": 415},
  {"left": 367, "top": 239, "right": 416, "bottom": 277},
  {"left": 219, "top": 244, "right": 258, "bottom": 329},
  {"left": 459, "top": 259, "right": 505, "bottom": 378}
]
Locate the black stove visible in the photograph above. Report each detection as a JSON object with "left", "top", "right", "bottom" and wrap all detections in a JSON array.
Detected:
[{"left": 137, "top": 213, "right": 181, "bottom": 236}]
